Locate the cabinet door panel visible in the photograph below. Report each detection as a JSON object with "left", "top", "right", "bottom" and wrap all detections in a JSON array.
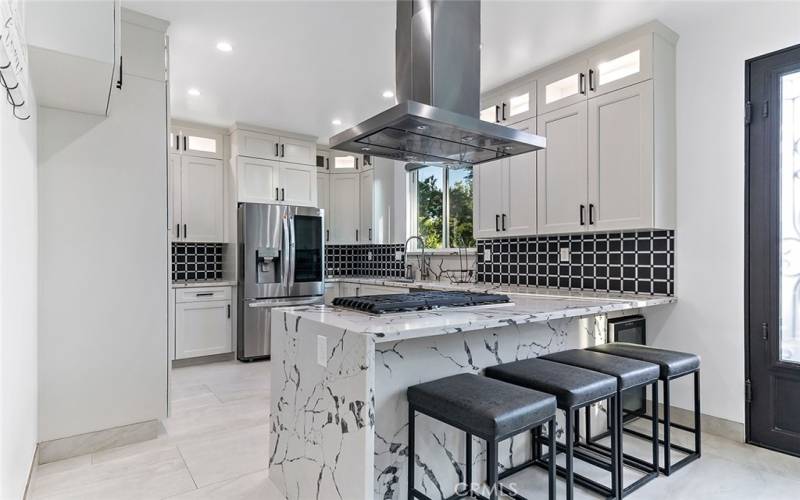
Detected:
[
  {"left": 588, "top": 33, "right": 652, "bottom": 97},
  {"left": 280, "top": 163, "right": 316, "bottom": 206},
  {"left": 330, "top": 173, "right": 360, "bottom": 244},
  {"left": 588, "top": 81, "right": 653, "bottom": 230},
  {"left": 234, "top": 130, "right": 280, "bottom": 160},
  {"left": 181, "top": 156, "right": 224, "bottom": 242},
  {"left": 473, "top": 159, "right": 505, "bottom": 238},
  {"left": 504, "top": 120, "right": 537, "bottom": 235},
  {"left": 331, "top": 152, "right": 361, "bottom": 172},
  {"left": 180, "top": 127, "right": 223, "bottom": 159},
  {"left": 359, "top": 169, "right": 374, "bottom": 242},
  {"left": 317, "top": 173, "right": 331, "bottom": 242},
  {"left": 536, "top": 102, "right": 588, "bottom": 234},
  {"left": 279, "top": 137, "right": 315, "bottom": 165},
  {"left": 502, "top": 80, "right": 536, "bottom": 124},
  {"left": 168, "top": 154, "right": 181, "bottom": 240},
  {"left": 237, "top": 157, "right": 280, "bottom": 204},
  {"left": 175, "top": 300, "right": 231, "bottom": 359},
  {"left": 537, "top": 58, "right": 589, "bottom": 115}
]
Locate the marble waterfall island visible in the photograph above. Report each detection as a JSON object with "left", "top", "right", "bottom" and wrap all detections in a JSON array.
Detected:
[{"left": 268, "top": 290, "right": 675, "bottom": 500}]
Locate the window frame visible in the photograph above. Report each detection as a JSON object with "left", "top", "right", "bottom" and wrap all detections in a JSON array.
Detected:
[{"left": 406, "top": 165, "right": 475, "bottom": 251}]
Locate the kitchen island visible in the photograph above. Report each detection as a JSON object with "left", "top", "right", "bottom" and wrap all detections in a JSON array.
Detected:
[{"left": 268, "top": 283, "right": 675, "bottom": 500}]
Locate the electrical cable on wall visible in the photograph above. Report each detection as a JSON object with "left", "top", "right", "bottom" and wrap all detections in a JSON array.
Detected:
[{"left": 0, "top": 0, "right": 29, "bottom": 120}]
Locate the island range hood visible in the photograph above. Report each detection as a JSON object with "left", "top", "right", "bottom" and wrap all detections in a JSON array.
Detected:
[{"left": 329, "top": 0, "right": 545, "bottom": 166}]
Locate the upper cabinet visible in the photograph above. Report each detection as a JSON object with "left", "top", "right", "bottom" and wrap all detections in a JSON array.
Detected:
[
  {"left": 171, "top": 126, "right": 224, "bottom": 160},
  {"left": 27, "top": 0, "right": 122, "bottom": 116},
  {"left": 480, "top": 78, "right": 536, "bottom": 125},
  {"left": 171, "top": 154, "right": 225, "bottom": 243},
  {"left": 331, "top": 151, "right": 365, "bottom": 172},
  {"left": 588, "top": 33, "right": 653, "bottom": 97},
  {"left": 537, "top": 58, "right": 589, "bottom": 115},
  {"left": 230, "top": 125, "right": 317, "bottom": 207}
]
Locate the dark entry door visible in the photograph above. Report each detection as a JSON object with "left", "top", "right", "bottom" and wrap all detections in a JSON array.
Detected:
[{"left": 746, "top": 44, "right": 800, "bottom": 457}]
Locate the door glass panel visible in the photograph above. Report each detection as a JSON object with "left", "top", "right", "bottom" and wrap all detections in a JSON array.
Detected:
[
  {"left": 509, "top": 92, "right": 530, "bottom": 118},
  {"left": 333, "top": 155, "right": 355, "bottom": 169},
  {"left": 598, "top": 50, "right": 640, "bottom": 86},
  {"left": 480, "top": 105, "right": 497, "bottom": 122},
  {"left": 186, "top": 135, "right": 217, "bottom": 154},
  {"left": 293, "top": 215, "right": 323, "bottom": 282},
  {"left": 546, "top": 74, "right": 581, "bottom": 104},
  {"left": 780, "top": 70, "right": 800, "bottom": 364}
]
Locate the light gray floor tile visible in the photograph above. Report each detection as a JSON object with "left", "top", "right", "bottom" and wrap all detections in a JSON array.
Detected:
[{"left": 177, "top": 424, "right": 269, "bottom": 488}]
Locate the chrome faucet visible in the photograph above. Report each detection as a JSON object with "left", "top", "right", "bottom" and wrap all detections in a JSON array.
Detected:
[{"left": 404, "top": 235, "right": 429, "bottom": 281}]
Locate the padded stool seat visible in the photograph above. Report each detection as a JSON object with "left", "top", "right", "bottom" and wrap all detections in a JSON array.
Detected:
[
  {"left": 485, "top": 358, "right": 616, "bottom": 408},
  {"left": 588, "top": 342, "right": 700, "bottom": 379},
  {"left": 542, "top": 349, "right": 660, "bottom": 388},
  {"left": 407, "top": 373, "right": 556, "bottom": 440}
]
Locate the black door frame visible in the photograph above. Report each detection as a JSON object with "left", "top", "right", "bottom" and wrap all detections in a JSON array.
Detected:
[{"left": 745, "top": 42, "right": 800, "bottom": 457}]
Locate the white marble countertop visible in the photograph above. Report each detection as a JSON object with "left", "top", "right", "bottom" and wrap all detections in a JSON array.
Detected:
[
  {"left": 171, "top": 280, "right": 237, "bottom": 288},
  {"left": 284, "top": 278, "right": 676, "bottom": 342}
]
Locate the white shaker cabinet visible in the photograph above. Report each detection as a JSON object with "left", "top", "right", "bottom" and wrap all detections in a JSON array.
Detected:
[
  {"left": 480, "top": 78, "right": 536, "bottom": 125},
  {"left": 171, "top": 126, "right": 224, "bottom": 160},
  {"left": 317, "top": 172, "right": 331, "bottom": 243},
  {"left": 473, "top": 119, "right": 537, "bottom": 238},
  {"left": 537, "top": 58, "right": 589, "bottom": 116},
  {"left": 278, "top": 136, "right": 316, "bottom": 165},
  {"left": 587, "top": 33, "right": 653, "bottom": 98},
  {"left": 329, "top": 173, "right": 360, "bottom": 244},
  {"left": 174, "top": 287, "right": 232, "bottom": 360},
  {"left": 588, "top": 80, "right": 655, "bottom": 231},
  {"left": 180, "top": 156, "right": 225, "bottom": 242},
  {"left": 536, "top": 101, "right": 589, "bottom": 235},
  {"left": 280, "top": 163, "right": 317, "bottom": 206},
  {"left": 237, "top": 157, "right": 280, "bottom": 204}
]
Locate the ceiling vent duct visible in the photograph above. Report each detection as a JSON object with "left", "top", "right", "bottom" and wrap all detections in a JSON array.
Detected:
[{"left": 329, "top": 0, "right": 545, "bottom": 166}]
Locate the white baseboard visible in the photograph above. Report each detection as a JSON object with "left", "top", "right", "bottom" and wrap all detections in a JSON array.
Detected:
[
  {"left": 22, "top": 445, "right": 39, "bottom": 500},
  {"left": 37, "top": 419, "right": 163, "bottom": 465}
]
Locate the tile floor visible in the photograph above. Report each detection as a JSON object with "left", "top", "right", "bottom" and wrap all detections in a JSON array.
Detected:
[{"left": 27, "top": 360, "right": 800, "bottom": 499}]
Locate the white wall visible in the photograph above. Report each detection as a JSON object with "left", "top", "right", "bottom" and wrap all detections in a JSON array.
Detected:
[
  {"left": 0, "top": 33, "right": 39, "bottom": 500},
  {"left": 37, "top": 13, "right": 168, "bottom": 442},
  {"left": 641, "top": 2, "right": 800, "bottom": 425}
]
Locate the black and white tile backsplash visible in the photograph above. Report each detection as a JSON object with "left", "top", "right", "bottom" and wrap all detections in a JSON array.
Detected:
[
  {"left": 326, "top": 244, "right": 405, "bottom": 278},
  {"left": 172, "top": 242, "right": 225, "bottom": 282},
  {"left": 476, "top": 230, "right": 674, "bottom": 296}
]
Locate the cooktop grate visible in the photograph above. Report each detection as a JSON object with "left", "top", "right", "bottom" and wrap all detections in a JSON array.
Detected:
[{"left": 332, "top": 290, "right": 510, "bottom": 314}]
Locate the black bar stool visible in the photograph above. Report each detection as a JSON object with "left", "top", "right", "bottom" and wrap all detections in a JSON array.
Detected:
[
  {"left": 485, "top": 358, "right": 619, "bottom": 500},
  {"left": 541, "top": 349, "right": 660, "bottom": 498},
  {"left": 407, "top": 373, "right": 557, "bottom": 500},
  {"left": 588, "top": 342, "right": 701, "bottom": 475}
]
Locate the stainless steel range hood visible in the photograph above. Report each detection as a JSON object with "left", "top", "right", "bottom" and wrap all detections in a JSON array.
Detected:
[{"left": 329, "top": 0, "right": 545, "bottom": 166}]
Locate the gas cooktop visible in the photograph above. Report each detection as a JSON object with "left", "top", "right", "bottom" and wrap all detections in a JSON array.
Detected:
[{"left": 332, "top": 290, "right": 510, "bottom": 314}]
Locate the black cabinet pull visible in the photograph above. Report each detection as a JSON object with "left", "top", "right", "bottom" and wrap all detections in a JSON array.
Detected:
[
  {"left": 196, "top": 292, "right": 213, "bottom": 297},
  {"left": 501, "top": 102, "right": 507, "bottom": 121},
  {"left": 495, "top": 214, "right": 500, "bottom": 232},
  {"left": 579, "top": 73, "right": 586, "bottom": 95},
  {"left": 495, "top": 105, "right": 500, "bottom": 123},
  {"left": 589, "top": 69, "right": 596, "bottom": 92},
  {"left": 227, "top": 304, "right": 231, "bottom": 318},
  {"left": 281, "top": 188, "right": 285, "bottom": 201},
  {"left": 579, "top": 204, "right": 586, "bottom": 225},
  {"left": 326, "top": 229, "right": 329, "bottom": 242},
  {"left": 589, "top": 203, "right": 595, "bottom": 225},
  {"left": 175, "top": 135, "right": 180, "bottom": 151},
  {"left": 281, "top": 144, "right": 285, "bottom": 157},
  {"left": 276, "top": 187, "right": 279, "bottom": 200},
  {"left": 355, "top": 158, "right": 359, "bottom": 169},
  {"left": 326, "top": 158, "right": 329, "bottom": 170},
  {"left": 183, "top": 136, "right": 187, "bottom": 151},
  {"left": 183, "top": 223, "right": 187, "bottom": 236},
  {"left": 275, "top": 143, "right": 279, "bottom": 157},
  {"left": 176, "top": 224, "right": 180, "bottom": 238},
  {"left": 355, "top": 229, "right": 359, "bottom": 242},
  {"left": 368, "top": 228, "right": 372, "bottom": 241},
  {"left": 116, "top": 56, "right": 123, "bottom": 90},
  {"left": 501, "top": 214, "right": 507, "bottom": 231}
]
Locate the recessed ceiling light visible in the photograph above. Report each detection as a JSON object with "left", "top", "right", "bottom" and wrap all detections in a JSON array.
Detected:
[
  {"left": 382, "top": 90, "right": 394, "bottom": 98},
  {"left": 216, "top": 41, "right": 233, "bottom": 52},
  {"left": 187, "top": 88, "right": 200, "bottom": 96},
  {"left": 331, "top": 118, "right": 342, "bottom": 126}
]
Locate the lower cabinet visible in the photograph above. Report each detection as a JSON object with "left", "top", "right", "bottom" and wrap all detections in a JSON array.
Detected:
[{"left": 174, "top": 286, "right": 232, "bottom": 360}]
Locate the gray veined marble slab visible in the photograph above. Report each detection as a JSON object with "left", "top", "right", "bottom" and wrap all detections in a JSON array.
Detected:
[{"left": 269, "top": 289, "right": 674, "bottom": 500}]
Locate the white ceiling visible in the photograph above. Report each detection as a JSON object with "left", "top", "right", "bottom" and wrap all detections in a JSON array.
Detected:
[{"left": 128, "top": 1, "right": 720, "bottom": 144}]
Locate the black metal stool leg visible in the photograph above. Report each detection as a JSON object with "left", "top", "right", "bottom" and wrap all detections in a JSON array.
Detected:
[
  {"left": 651, "top": 382, "right": 659, "bottom": 474},
  {"left": 565, "top": 409, "right": 574, "bottom": 500},
  {"left": 694, "top": 371, "right": 702, "bottom": 457},
  {"left": 609, "top": 395, "right": 619, "bottom": 500},
  {"left": 408, "top": 405, "right": 415, "bottom": 499},
  {"left": 663, "top": 380, "right": 671, "bottom": 475},
  {"left": 532, "top": 427, "right": 540, "bottom": 461},
  {"left": 487, "top": 439, "right": 498, "bottom": 500},
  {"left": 585, "top": 405, "right": 592, "bottom": 445},
  {"left": 549, "top": 418, "right": 556, "bottom": 500},
  {"left": 465, "top": 432, "right": 472, "bottom": 495}
]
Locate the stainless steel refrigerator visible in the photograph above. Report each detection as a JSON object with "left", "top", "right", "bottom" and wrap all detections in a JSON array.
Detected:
[{"left": 237, "top": 203, "right": 324, "bottom": 361}]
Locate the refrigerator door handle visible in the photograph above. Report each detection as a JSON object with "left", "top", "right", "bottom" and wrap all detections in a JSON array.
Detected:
[
  {"left": 281, "top": 215, "right": 290, "bottom": 293},
  {"left": 246, "top": 297, "right": 323, "bottom": 308},
  {"left": 287, "top": 215, "right": 296, "bottom": 289}
]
